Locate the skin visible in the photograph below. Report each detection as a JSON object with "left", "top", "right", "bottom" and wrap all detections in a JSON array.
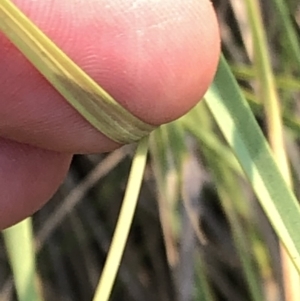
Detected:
[{"left": 0, "top": 0, "right": 220, "bottom": 229}]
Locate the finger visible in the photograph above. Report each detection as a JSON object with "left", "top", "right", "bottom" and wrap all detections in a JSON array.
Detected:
[
  {"left": 0, "top": 138, "right": 72, "bottom": 229},
  {"left": 0, "top": 0, "right": 220, "bottom": 153}
]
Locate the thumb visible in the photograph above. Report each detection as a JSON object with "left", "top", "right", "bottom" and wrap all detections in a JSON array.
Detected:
[{"left": 0, "top": 0, "right": 220, "bottom": 153}]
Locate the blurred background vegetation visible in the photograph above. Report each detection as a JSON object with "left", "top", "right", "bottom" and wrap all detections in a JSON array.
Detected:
[{"left": 1, "top": 0, "right": 300, "bottom": 300}]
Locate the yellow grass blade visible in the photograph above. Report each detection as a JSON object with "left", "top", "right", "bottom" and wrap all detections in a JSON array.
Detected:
[{"left": 93, "top": 137, "right": 149, "bottom": 301}]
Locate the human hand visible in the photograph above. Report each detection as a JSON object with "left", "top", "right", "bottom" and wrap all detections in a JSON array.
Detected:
[{"left": 0, "top": 0, "right": 220, "bottom": 229}]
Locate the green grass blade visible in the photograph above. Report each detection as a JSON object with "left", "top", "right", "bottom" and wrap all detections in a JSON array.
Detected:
[
  {"left": 209, "top": 161, "right": 264, "bottom": 301},
  {"left": 149, "top": 126, "right": 181, "bottom": 267},
  {"left": 3, "top": 218, "right": 42, "bottom": 301},
  {"left": 271, "top": 0, "right": 300, "bottom": 69},
  {"left": 232, "top": 65, "right": 300, "bottom": 92},
  {"left": 205, "top": 55, "right": 300, "bottom": 272},
  {"left": 245, "top": 0, "right": 299, "bottom": 298},
  {"left": 194, "top": 256, "right": 216, "bottom": 301},
  {"left": 245, "top": 0, "right": 291, "bottom": 181},
  {"left": 183, "top": 95, "right": 264, "bottom": 301},
  {"left": 234, "top": 87, "right": 300, "bottom": 139},
  {"left": 180, "top": 106, "right": 243, "bottom": 177},
  {"left": 92, "top": 137, "right": 149, "bottom": 301}
]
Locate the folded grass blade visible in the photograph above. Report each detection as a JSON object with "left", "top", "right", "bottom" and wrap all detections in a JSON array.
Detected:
[{"left": 0, "top": 0, "right": 154, "bottom": 143}]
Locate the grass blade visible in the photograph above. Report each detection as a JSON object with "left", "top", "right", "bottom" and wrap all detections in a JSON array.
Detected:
[
  {"left": 92, "top": 137, "right": 149, "bottom": 301},
  {"left": 3, "top": 218, "right": 42, "bottom": 301},
  {"left": 205, "top": 55, "right": 300, "bottom": 272},
  {"left": 245, "top": 0, "right": 300, "bottom": 298},
  {"left": 271, "top": 0, "right": 300, "bottom": 69}
]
